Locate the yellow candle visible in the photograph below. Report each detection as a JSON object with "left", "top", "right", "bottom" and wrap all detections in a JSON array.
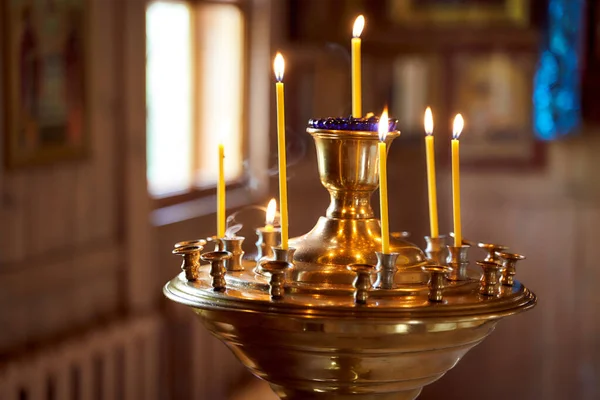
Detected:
[
  {"left": 274, "top": 53, "right": 289, "bottom": 249},
  {"left": 451, "top": 114, "right": 464, "bottom": 247},
  {"left": 351, "top": 15, "right": 365, "bottom": 118},
  {"left": 217, "top": 143, "right": 225, "bottom": 237},
  {"left": 265, "top": 198, "right": 276, "bottom": 232},
  {"left": 424, "top": 107, "right": 439, "bottom": 238},
  {"left": 378, "top": 108, "right": 390, "bottom": 254}
]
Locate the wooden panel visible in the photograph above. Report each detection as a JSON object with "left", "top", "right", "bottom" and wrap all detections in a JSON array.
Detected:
[{"left": 0, "top": 172, "right": 26, "bottom": 264}]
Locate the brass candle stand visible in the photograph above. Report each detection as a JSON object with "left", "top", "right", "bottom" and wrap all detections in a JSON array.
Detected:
[{"left": 164, "top": 117, "right": 537, "bottom": 400}]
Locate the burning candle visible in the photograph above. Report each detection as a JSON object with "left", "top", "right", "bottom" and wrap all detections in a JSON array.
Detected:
[
  {"left": 273, "top": 53, "right": 289, "bottom": 249},
  {"left": 452, "top": 114, "right": 464, "bottom": 247},
  {"left": 352, "top": 15, "right": 365, "bottom": 118},
  {"left": 217, "top": 141, "right": 225, "bottom": 238},
  {"left": 378, "top": 108, "right": 390, "bottom": 254},
  {"left": 424, "top": 107, "right": 439, "bottom": 238},
  {"left": 265, "top": 198, "right": 276, "bottom": 232}
]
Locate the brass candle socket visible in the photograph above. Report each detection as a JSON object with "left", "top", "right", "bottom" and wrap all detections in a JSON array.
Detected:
[
  {"left": 172, "top": 244, "right": 203, "bottom": 281},
  {"left": 477, "top": 242, "right": 508, "bottom": 263},
  {"left": 446, "top": 245, "right": 471, "bottom": 281},
  {"left": 373, "top": 252, "right": 400, "bottom": 289},
  {"left": 255, "top": 246, "right": 295, "bottom": 277},
  {"left": 422, "top": 263, "right": 451, "bottom": 303},
  {"left": 260, "top": 260, "right": 293, "bottom": 299},
  {"left": 496, "top": 251, "right": 526, "bottom": 287},
  {"left": 273, "top": 246, "right": 296, "bottom": 263},
  {"left": 221, "top": 236, "right": 245, "bottom": 272},
  {"left": 347, "top": 264, "right": 375, "bottom": 304},
  {"left": 175, "top": 239, "right": 207, "bottom": 248},
  {"left": 477, "top": 260, "right": 503, "bottom": 296},
  {"left": 201, "top": 251, "right": 232, "bottom": 292},
  {"left": 255, "top": 227, "right": 281, "bottom": 261},
  {"left": 424, "top": 235, "right": 448, "bottom": 266},
  {"left": 206, "top": 236, "right": 223, "bottom": 251}
]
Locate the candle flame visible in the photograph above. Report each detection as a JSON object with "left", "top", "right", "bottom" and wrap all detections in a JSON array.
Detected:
[
  {"left": 453, "top": 114, "right": 464, "bottom": 139},
  {"left": 353, "top": 15, "right": 365, "bottom": 38},
  {"left": 274, "top": 53, "right": 285, "bottom": 82},
  {"left": 424, "top": 107, "right": 433, "bottom": 136},
  {"left": 378, "top": 107, "right": 389, "bottom": 142},
  {"left": 266, "top": 198, "right": 277, "bottom": 226}
]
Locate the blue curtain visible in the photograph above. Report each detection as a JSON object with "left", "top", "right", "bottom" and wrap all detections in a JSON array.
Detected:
[{"left": 533, "top": 0, "right": 585, "bottom": 140}]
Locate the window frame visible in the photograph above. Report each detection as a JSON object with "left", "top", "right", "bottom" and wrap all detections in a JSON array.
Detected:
[{"left": 147, "top": 0, "right": 253, "bottom": 210}]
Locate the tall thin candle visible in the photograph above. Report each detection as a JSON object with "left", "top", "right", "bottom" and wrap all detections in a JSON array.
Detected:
[
  {"left": 351, "top": 15, "right": 365, "bottom": 118},
  {"left": 378, "top": 108, "right": 390, "bottom": 254},
  {"left": 424, "top": 107, "right": 439, "bottom": 238},
  {"left": 274, "top": 53, "right": 289, "bottom": 249},
  {"left": 451, "top": 114, "right": 464, "bottom": 247},
  {"left": 217, "top": 142, "right": 225, "bottom": 237}
]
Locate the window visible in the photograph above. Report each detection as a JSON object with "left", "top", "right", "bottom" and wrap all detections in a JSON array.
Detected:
[{"left": 146, "top": 1, "right": 245, "bottom": 203}]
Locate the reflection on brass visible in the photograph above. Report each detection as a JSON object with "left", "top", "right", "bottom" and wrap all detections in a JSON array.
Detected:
[
  {"left": 222, "top": 236, "right": 245, "bottom": 271},
  {"left": 201, "top": 251, "right": 232, "bottom": 291},
  {"left": 497, "top": 251, "right": 526, "bottom": 287},
  {"left": 373, "top": 252, "right": 399, "bottom": 289},
  {"left": 260, "top": 260, "right": 293, "bottom": 299},
  {"left": 347, "top": 264, "right": 375, "bottom": 304},
  {"left": 447, "top": 245, "right": 470, "bottom": 281},
  {"left": 477, "top": 260, "right": 503, "bottom": 296},
  {"left": 164, "top": 125, "right": 537, "bottom": 399},
  {"left": 424, "top": 235, "right": 448, "bottom": 265},
  {"left": 172, "top": 244, "right": 202, "bottom": 281}
]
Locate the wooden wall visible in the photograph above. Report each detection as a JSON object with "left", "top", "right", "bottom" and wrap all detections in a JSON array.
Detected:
[{"left": 0, "top": 0, "right": 154, "bottom": 354}]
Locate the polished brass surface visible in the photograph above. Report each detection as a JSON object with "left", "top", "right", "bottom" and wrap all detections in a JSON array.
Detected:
[
  {"left": 222, "top": 236, "right": 245, "bottom": 271},
  {"left": 477, "top": 260, "right": 503, "bottom": 296},
  {"left": 347, "top": 264, "right": 375, "bottom": 304},
  {"left": 424, "top": 235, "right": 448, "bottom": 266},
  {"left": 496, "top": 251, "right": 526, "bottom": 287},
  {"left": 164, "top": 126, "right": 538, "bottom": 399},
  {"left": 200, "top": 251, "right": 232, "bottom": 291},
  {"left": 172, "top": 244, "right": 202, "bottom": 281},
  {"left": 373, "top": 252, "right": 400, "bottom": 289},
  {"left": 447, "top": 245, "right": 470, "bottom": 281},
  {"left": 422, "top": 264, "right": 451, "bottom": 302},
  {"left": 256, "top": 228, "right": 281, "bottom": 261}
]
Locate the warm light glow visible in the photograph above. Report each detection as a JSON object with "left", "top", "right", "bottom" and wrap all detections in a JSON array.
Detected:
[
  {"left": 453, "top": 114, "right": 464, "bottom": 139},
  {"left": 266, "top": 198, "right": 277, "bottom": 226},
  {"left": 424, "top": 107, "right": 433, "bottom": 136},
  {"left": 274, "top": 53, "right": 285, "bottom": 82},
  {"left": 378, "top": 107, "right": 389, "bottom": 142},
  {"left": 353, "top": 15, "right": 365, "bottom": 38}
]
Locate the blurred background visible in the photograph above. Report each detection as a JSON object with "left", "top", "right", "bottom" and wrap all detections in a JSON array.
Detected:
[{"left": 0, "top": 0, "right": 599, "bottom": 399}]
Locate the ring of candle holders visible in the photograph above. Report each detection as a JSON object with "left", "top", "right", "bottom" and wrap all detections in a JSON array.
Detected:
[{"left": 164, "top": 117, "right": 537, "bottom": 400}]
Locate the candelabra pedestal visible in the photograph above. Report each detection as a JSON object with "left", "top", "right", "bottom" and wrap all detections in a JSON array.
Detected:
[{"left": 164, "top": 118, "right": 536, "bottom": 400}]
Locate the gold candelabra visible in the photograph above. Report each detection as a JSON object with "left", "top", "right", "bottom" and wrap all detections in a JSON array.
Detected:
[{"left": 164, "top": 121, "right": 536, "bottom": 400}]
